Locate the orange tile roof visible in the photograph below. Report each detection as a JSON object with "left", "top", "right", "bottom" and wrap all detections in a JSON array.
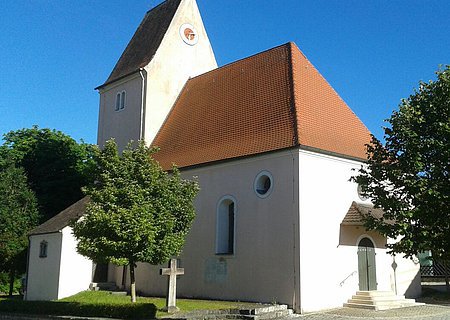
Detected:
[
  {"left": 341, "top": 201, "right": 386, "bottom": 225},
  {"left": 152, "top": 43, "right": 371, "bottom": 170}
]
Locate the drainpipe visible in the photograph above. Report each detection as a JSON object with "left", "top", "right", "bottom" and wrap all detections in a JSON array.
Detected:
[{"left": 139, "top": 69, "right": 147, "bottom": 141}]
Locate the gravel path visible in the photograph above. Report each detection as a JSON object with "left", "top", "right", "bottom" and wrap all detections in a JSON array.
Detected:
[{"left": 294, "top": 305, "right": 450, "bottom": 320}]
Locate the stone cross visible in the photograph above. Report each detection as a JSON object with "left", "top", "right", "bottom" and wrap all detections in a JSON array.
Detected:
[{"left": 160, "top": 258, "right": 184, "bottom": 312}]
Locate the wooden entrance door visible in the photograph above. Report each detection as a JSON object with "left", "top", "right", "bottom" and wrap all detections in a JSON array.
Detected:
[{"left": 358, "top": 237, "right": 377, "bottom": 291}]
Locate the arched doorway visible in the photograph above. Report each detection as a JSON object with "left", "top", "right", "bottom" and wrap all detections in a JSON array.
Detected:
[{"left": 358, "top": 237, "right": 377, "bottom": 291}]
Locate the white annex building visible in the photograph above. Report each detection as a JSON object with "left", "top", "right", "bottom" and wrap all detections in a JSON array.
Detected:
[{"left": 26, "top": 0, "right": 421, "bottom": 313}]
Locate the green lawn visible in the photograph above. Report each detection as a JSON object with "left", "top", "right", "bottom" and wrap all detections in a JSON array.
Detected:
[{"left": 0, "top": 291, "right": 257, "bottom": 319}]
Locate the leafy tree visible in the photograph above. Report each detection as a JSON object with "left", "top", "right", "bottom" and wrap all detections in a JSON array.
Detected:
[
  {"left": 1, "top": 126, "right": 96, "bottom": 222},
  {"left": 352, "top": 66, "right": 449, "bottom": 291},
  {"left": 0, "top": 158, "right": 40, "bottom": 296},
  {"left": 72, "top": 140, "right": 199, "bottom": 302}
]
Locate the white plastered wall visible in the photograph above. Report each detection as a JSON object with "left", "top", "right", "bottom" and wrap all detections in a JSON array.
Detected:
[
  {"left": 97, "top": 74, "right": 144, "bottom": 151},
  {"left": 57, "top": 226, "right": 93, "bottom": 299},
  {"left": 97, "top": 0, "right": 217, "bottom": 152},
  {"left": 387, "top": 237, "right": 421, "bottom": 298},
  {"left": 143, "top": 0, "right": 217, "bottom": 144},
  {"left": 26, "top": 233, "right": 62, "bottom": 301},
  {"left": 110, "top": 150, "right": 300, "bottom": 308},
  {"left": 297, "top": 149, "right": 420, "bottom": 313}
]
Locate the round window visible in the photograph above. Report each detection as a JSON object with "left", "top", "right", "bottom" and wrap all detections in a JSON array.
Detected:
[
  {"left": 357, "top": 184, "right": 368, "bottom": 201},
  {"left": 254, "top": 171, "right": 273, "bottom": 198},
  {"left": 179, "top": 23, "right": 198, "bottom": 46}
]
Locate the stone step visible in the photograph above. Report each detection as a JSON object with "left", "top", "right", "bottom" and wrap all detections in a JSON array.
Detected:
[
  {"left": 344, "top": 302, "right": 397, "bottom": 311},
  {"left": 162, "top": 305, "right": 293, "bottom": 320},
  {"left": 240, "top": 309, "right": 293, "bottom": 320},
  {"left": 89, "top": 282, "right": 118, "bottom": 291},
  {"left": 356, "top": 290, "right": 397, "bottom": 297},
  {"left": 239, "top": 304, "right": 288, "bottom": 315},
  {"left": 344, "top": 291, "right": 422, "bottom": 311},
  {"left": 350, "top": 295, "right": 405, "bottom": 302}
]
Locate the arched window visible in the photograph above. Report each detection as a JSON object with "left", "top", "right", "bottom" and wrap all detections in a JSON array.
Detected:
[
  {"left": 39, "top": 241, "right": 48, "bottom": 258},
  {"left": 115, "top": 91, "right": 126, "bottom": 111},
  {"left": 216, "top": 197, "right": 236, "bottom": 255}
]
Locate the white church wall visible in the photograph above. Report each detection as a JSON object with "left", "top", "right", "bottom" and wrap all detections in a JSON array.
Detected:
[
  {"left": 386, "top": 237, "right": 421, "bottom": 298},
  {"left": 26, "top": 233, "right": 62, "bottom": 301},
  {"left": 296, "top": 149, "right": 420, "bottom": 312},
  {"left": 143, "top": 0, "right": 217, "bottom": 144},
  {"left": 114, "top": 150, "right": 300, "bottom": 308},
  {"left": 297, "top": 149, "right": 387, "bottom": 312},
  {"left": 57, "top": 226, "right": 93, "bottom": 299},
  {"left": 97, "top": 74, "right": 144, "bottom": 151}
]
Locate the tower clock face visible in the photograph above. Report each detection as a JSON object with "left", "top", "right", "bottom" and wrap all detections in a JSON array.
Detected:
[{"left": 180, "top": 23, "right": 198, "bottom": 46}]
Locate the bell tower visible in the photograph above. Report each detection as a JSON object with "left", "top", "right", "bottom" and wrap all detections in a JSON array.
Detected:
[{"left": 96, "top": 0, "right": 217, "bottom": 151}]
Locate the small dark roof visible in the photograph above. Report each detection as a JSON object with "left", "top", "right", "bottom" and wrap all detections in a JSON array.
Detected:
[
  {"left": 341, "top": 201, "right": 385, "bottom": 225},
  {"left": 29, "top": 197, "right": 89, "bottom": 236},
  {"left": 97, "top": 0, "right": 182, "bottom": 89}
]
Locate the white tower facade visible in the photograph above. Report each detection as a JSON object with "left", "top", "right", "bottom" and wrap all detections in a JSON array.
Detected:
[{"left": 96, "top": 0, "right": 217, "bottom": 151}]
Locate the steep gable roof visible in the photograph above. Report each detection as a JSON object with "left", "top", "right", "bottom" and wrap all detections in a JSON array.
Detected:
[
  {"left": 341, "top": 201, "right": 385, "bottom": 225},
  {"left": 29, "top": 197, "right": 89, "bottom": 236},
  {"left": 152, "top": 42, "right": 372, "bottom": 170},
  {"left": 98, "top": 0, "right": 182, "bottom": 89}
]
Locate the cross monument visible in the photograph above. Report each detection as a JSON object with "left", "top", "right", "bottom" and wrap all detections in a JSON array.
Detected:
[{"left": 160, "top": 258, "right": 184, "bottom": 312}]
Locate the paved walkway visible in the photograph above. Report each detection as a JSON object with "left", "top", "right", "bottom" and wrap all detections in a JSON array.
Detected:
[{"left": 294, "top": 305, "right": 450, "bottom": 320}]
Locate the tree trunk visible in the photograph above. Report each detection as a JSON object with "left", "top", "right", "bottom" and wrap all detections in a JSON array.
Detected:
[
  {"left": 129, "top": 263, "right": 136, "bottom": 303},
  {"left": 8, "top": 267, "right": 15, "bottom": 297}
]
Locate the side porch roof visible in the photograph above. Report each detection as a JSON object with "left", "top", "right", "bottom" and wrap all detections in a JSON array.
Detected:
[{"left": 29, "top": 197, "right": 89, "bottom": 236}]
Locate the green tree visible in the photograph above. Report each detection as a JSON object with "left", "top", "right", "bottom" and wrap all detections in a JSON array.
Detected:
[
  {"left": 352, "top": 66, "right": 450, "bottom": 291},
  {"left": 0, "top": 158, "right": 40, "bottom": 296},
  {"left": 1, "top": 126, "right": 96, "bottom": 222},
  {"left": 72, "top": 140, "right": 199, "bottom": 302}
]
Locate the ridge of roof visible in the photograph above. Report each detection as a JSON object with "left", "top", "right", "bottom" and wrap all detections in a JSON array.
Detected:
[
  {"left": 29, "top": 197, "right": 89, "bottom": 236},
  {"left": 97, "top": 0, "right": 182, "bottom": 89}
]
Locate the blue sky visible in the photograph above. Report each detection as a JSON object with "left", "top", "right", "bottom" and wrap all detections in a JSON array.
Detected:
[{"left": 1, "top": 0, "right": 449, "bottom": 144}]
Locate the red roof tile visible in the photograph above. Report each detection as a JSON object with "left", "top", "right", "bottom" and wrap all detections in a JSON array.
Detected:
[
  {"left": 152, "top": 43, "right": 371, "bottom": 170},
  {"left": 291, "top": 45, "right": 371, "bottom": 160}
]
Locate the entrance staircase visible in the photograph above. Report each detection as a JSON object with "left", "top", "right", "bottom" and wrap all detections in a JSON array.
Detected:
[{"left": 344, "top": 291, "right": 423, "bottom": 311}]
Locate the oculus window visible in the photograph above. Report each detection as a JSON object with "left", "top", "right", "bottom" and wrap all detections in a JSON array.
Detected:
[
  {"left": 254, "top": 171, "right": 273, "bottom": 198},
  {"left": 357, "top": 184, "right": 368, "bottom": 201}
]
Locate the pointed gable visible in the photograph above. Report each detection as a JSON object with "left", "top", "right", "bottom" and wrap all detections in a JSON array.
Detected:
[
  {"left": 152, "top": 42, "right": 372, "bottom": 170},
  {"left": 98, "top": 0, "right": 182, "bottom": 88}
]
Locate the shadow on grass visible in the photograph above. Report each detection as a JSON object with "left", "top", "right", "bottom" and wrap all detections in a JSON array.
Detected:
[{"left": 0, "top": 296, "right": 157, "bottom": 319}]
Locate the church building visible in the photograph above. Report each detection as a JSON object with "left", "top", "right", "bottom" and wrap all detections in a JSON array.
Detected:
[{"left": 25, "top": 0, "right": 421, "bottom": 313}]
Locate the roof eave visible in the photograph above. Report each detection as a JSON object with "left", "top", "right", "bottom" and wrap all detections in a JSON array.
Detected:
[{"left": 95, "top": 69, "right": 143, "bottom": 91}]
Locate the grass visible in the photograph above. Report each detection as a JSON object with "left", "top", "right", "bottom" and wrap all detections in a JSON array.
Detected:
[{"left": 0, "top": 291, "right": 258, "bottom": 319}]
